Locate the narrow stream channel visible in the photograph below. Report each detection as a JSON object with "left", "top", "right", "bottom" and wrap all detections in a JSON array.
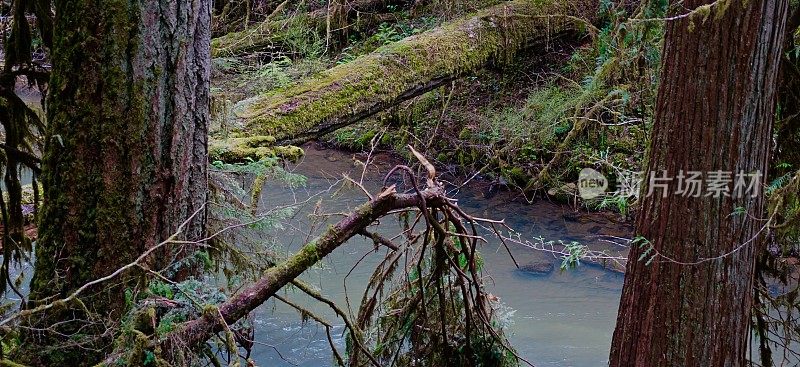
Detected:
[{"left": 248, "top": 144, "right": 632, "bottom": 367}]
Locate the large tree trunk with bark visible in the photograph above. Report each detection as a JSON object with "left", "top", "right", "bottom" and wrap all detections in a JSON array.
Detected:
[
  {"left": 19, "top": 0, "right": 211, "bottom": 364},
  {"left": 609, "top": 0, "right": 789, "bottom": 366},
  {"left": 226, "top": 0, "right": 598, "bottom": 147}
]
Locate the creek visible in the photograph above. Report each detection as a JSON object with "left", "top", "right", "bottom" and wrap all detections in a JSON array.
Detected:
[{"left": 247, "top": 144, "right": 632, "bottom": 367}]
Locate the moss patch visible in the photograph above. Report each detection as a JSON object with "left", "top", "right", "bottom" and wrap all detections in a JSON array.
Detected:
[{"left": 209, "top": 136, "right": 305, "bottom": 163}]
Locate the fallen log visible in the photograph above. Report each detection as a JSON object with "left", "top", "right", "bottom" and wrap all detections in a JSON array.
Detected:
[{"left": 230, "top": 0, "right": 599, "bottom": 146}]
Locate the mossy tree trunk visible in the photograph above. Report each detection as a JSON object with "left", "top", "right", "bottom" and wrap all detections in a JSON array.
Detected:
[
  {"left": 20, "top": 0, "right": 211, "bottom": 364},
  {"left": 609, "top": 0, "right": 789, "bottom": 365}
]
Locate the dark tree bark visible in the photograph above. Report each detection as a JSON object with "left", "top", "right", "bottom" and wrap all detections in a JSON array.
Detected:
[
  {"left": 609, "top": 0, "right": 789, "bottom": 366},
  {"left": 19, "top": 0, "right": 211, "bottom": 364}
]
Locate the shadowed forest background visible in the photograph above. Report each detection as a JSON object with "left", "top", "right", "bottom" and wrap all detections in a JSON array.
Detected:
[{"left": 0, "top": 0, "right": 798, "bottom": 365}]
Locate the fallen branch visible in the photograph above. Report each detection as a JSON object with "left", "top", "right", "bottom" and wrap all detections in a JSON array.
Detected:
[{"left": 144, "top": 181, "right": 450, "bottom": 363}]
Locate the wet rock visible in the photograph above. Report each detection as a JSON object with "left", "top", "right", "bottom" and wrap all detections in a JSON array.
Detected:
[
  {"left": 588, "top": 225, "right": 603, "bottom": 234},
  {"left": 583, "top": 258, "right": 627, "bottom": 273},
  {"left": 562, "top": 212, "right": 580, "bottom": 222},
  {"left": 518, "top": 261, "right": 554, "bottom": 275}
]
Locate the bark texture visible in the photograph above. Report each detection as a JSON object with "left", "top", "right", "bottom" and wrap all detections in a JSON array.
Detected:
[
  {"left": 229, "top": 0, "right": 598, "bottom": 146},
  {"left": 21, "top": 0, "right": 211, "bottom": 364},
  {"left": 609, "top": 0, "right": 789, "bottom": 365}
]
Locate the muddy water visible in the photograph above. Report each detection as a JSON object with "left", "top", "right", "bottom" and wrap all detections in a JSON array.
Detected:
[{"left": 248, "top": 144, "right": 632, "bottom": 367}]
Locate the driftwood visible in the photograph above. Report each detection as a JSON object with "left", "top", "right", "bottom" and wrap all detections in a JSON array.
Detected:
[{"left": 228, "top": 0, "right": 599, "bottom": 147}]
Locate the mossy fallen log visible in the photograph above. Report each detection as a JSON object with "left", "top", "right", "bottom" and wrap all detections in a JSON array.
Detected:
[
  {"left": 211, "top": 13, "right": 305, "bottom": 58},
  {"left": 231, "top": 0, "right": 599, "bottom": 146}
]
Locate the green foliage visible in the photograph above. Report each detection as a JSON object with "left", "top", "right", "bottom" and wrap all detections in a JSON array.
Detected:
[
  {"left": 595, "top": 193, "right": 631, "bottom": 216},
  {"left": 469, "top": 85, "right": 581, "bottom": 151},
  {"left": 330, "top": 127, "right": 379, "bottom": 150},
  {"left": 142, "top": 350, "right": 156, "bottom": 366},
  {"left": 211, "top": 157, "right": 307, "bottom": 189},
  {"left": 375, "top": 22, "right": 405, "bottom": 45},
  {"left": 560, "top": 241, "right": 589, "bottom": 270},
  {"left": 282, "top": 17, "right": 326, "bottom": 58},
  {"left": 156, "top": 312, "right": 185, "bottom": 336},
  {"left": 147, "top": 280, "right": 174, "bottom": 299},
  {"left": 252, "top": 55, "right": 294, "bottom": 90},
  {"left": 206, "top": 156, "right": 306, "bottom": 292}
]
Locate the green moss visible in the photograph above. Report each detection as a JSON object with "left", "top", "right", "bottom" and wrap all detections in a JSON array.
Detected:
[
  {"left": 502, "top": 166, "right": 530, "bottom": 187},
  {"left": 300, "top": 240, "right": 321, "bottom": 263},
  {"left": 211, "top": 13, "right": 322, "bottom": 57},
  {"left": 209, "top": 136, "right": 304, "bottom": 162}
]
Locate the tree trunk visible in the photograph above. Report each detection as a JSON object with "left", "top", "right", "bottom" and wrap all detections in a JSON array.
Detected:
[
  {"left": 775, "top": 8, "right": 800, "bottom": 169},
  {"left": 20, "top": 0, "right": 211, "bottom": 364},
  {"left": 609, "top": 0, "right": 789, "bottom": 366}
]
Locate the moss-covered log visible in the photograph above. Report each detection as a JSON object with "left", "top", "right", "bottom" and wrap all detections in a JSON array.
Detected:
[
  {"left": 231, "top": 0, "right": 599, "bottom": 146},
  {"left": 209, "top": 136, "right": 304, "bottom": 162}
]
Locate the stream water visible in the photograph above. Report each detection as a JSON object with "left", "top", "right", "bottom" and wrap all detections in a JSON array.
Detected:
[{"left": 247, "top": 144, "right": 632, "bottom": 367}]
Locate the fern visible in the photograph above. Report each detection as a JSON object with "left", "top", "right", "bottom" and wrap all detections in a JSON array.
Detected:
[{"left": 767, "top": 172, "right": 793, "bottom": 195}]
